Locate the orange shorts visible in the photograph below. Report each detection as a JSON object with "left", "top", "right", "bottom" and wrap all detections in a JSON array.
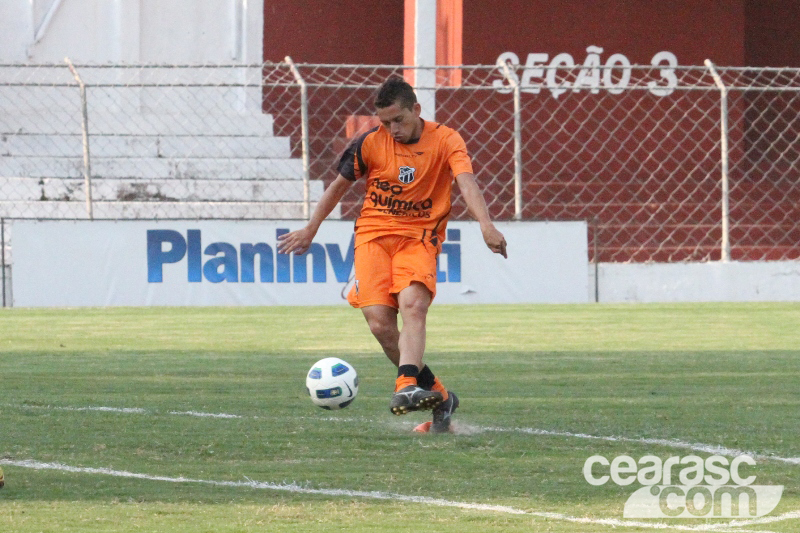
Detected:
[{"left": 347, "top": 234, "right": 440, "bottom": 309}]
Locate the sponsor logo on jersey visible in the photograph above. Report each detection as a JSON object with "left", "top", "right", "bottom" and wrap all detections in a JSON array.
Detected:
[
  {"left": 368, "top": 177, "right": 433, "bottom": 217},
  {"left": 398, "top": 166, "right": 416, "bottom": 184}
]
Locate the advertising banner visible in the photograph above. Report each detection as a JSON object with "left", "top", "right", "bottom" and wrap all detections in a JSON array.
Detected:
[{"left": 11, "top": 220, "right": 587, "bottom": 306}]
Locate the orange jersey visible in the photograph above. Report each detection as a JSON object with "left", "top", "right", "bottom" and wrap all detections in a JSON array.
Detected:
[{"left": 338, "top": 119, "right": 473, "bottom": 248}]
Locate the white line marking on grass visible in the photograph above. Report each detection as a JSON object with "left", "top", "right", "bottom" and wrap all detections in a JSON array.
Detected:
[
  {"left": 18, "top": 405, "right": 150, "bottom": 414},
  {"left": 7, "top": 402, "right": 800, "bottom": 465},
  {"left": 168, "top": 411, "right": 242, "bottom": 419},
  {"left": 475, "top": 425, "right": 800, "bottom": 465},
  {"left": 0, "top": 458, "right": 787, "bottom": 533},
  {"left": 9, "top": 404, "right": 243, "bottom": 419}
]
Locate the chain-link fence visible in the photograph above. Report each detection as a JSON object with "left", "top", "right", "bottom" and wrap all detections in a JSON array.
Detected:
[{"left": 1, "top": 61, "right": 799, "bottom": 263}]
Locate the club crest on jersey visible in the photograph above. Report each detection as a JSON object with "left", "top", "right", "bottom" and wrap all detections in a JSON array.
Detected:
[{"left": 398, "top": 166, "right": 416, "bottom": 184}]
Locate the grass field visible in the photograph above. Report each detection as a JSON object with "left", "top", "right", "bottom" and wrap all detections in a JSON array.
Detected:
[{"left": 0, "top": 303, "right": 798, "bottom": 532}]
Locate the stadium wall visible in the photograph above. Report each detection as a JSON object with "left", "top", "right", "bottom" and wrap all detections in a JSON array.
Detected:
[
  {"left": 262, "top": 1, "right": 800, "bottom": 69},
  {"left": 595, "top": 262, "right": 800, "bottom": 303},
  {"left": 2, "top": 2, "right": 800, "bottom": 305},
  {"left": 9, "top": 220, "right": 589, "bottom": 307},
  {"left": 0, "top": 0, "right": 264, "bottom": 64},
  {"left": 5, "top": 1, "right": 797, "bottom": 68}
]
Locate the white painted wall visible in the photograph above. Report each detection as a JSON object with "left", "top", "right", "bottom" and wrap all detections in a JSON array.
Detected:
[
  {"left": 410, "top": 0, "right": 437, "bottom": 121},
  {"left": 0, "top": 0, "right": 263, "bottom": 64},
  {"left": 594, "top": 261, "right": 800, "bottom": 303},
  {"left": 0, "top": 1, "right": 34, "bottom": 62},
  {"left": 0, "top": 0, "right": 296, "bottom": 223}
]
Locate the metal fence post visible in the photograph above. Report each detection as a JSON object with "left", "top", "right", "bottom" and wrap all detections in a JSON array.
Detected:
[
  {"left": 500, "top": 62, "right": 523, "bottom": 220},
  {"left": 64, "top": 57, "right": 94, "bottom": 220},
  {"left": 592, "top": 216, "right": 599, "bottom": 303},
  {"left": 1, "top": 218, "right": 6, "bottom": 308},
  {"left": 285, "top": 56, "right": 311, "bottom": 220},
  {"left": 704, "top": 59, "right": 731, "bottom": 262}
]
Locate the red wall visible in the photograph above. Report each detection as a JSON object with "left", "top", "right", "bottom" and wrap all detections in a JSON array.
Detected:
[
  {"left": 462, "top": 0, "right": 745, "bottom": 66},
  {"left": 745, "top": 0, "right": 800, "bottom": 67},
  {"left": 261, "top": 1, "right": 800, "bottom": 260},
  {"left": 263, "top": 0, "right": 404, "bottom": 63},
  {"left": 262, "top": 1, "right": 799, "bottom": 68}
]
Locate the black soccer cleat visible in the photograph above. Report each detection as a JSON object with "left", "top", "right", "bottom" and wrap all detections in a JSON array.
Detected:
[
  {"left": 431, "top": 391, "right": 459, "bottom": 433},
  {"left": 390, "top": 385, "right": 443, "bottom": 415}
]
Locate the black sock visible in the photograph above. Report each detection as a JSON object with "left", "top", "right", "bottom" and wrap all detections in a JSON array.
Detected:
[
  {"left": 417, "top": 365, "right": 436, "bottom": 390},
  {"left": 397, "top": 364, "right": 419, "bottom": 379}
]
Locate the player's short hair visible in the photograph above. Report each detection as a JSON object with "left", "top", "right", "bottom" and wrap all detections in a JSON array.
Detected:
[{"left": 375, "top": 77, "right": 417, "bottom": 110}]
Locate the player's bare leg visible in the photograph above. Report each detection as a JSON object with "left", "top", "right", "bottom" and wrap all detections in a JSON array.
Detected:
[
  {"left": 389, "top": 282, "right": 442, "bottom": 414},
  {"left": 360, "top": 305, "right": 400, "bottom": 366},
  {"left": 360, "top": 288, "right": 443, "bottom": 415},
  {"left": 393, "top": 283, "right": 457, "bottom": 431},
  {"left": 396, "top": 282, "right": 430, "bottom": 370}
]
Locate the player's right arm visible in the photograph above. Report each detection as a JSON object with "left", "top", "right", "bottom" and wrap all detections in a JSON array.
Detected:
[
  {"left": 276, "top": 174, "right": 353, "bottom": 255},
  {"left": 279, "top": 128, "right": 373, "bottom": 255}
]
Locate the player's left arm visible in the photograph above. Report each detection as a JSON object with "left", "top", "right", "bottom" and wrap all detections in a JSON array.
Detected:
[{"left": 455, "top": 172, "right": 507, "bottom": 258}]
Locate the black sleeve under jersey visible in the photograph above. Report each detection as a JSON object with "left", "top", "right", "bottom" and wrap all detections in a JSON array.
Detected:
[{"left": 337, "top": 127, "right": 378, "bottom": 181}]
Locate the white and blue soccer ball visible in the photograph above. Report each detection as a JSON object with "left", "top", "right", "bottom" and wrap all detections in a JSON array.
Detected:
[{"left": 306, "top": 357, "right": 359, "bottom": 410}]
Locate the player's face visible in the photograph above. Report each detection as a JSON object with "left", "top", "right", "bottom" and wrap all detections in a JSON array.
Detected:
[{"left": 377, "top": 101, "right": 423, "bottom": 144}]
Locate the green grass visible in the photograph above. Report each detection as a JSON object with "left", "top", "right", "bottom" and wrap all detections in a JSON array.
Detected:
[{"left": 0, "top": 303, "right": 799, "bottom": 532}]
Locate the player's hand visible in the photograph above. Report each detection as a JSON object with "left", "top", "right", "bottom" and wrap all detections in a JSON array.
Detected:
[
  {"left": 482, "top": 224, "right": 507, "bottom": 258},
  {"left": 277, "top": 227, "right": 315, "bottom": 255}
]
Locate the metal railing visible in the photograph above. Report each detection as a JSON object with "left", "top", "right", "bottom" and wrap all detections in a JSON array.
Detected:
[{"left": 1, "top": 61, "right": 800, "bottom": 265}]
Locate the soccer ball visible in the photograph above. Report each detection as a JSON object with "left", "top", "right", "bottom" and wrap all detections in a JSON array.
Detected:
[{"left": 305, "top": 357, "right": 359, "bottom": 410}]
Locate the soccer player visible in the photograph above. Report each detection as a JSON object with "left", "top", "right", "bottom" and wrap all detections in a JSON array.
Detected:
[{"left": 278, "top": 77, "right": 506, "bottom": 432}]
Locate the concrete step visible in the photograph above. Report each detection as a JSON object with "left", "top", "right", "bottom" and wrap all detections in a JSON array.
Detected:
[
  {"left": 0, "top": 177, "right": 324, "bottom": 202},
  {"left": 0, "top": 200, "right": 339, "bottom": 220},
  {"left": 596, "top": 224, "right": 721, "bottom": 249},
  {"left": 523, "top": 180, "right": 721, "bottom": 205},
  {"left": 597, "top": 243, "right": 800, "bottom": 263},
  {"left": 134, "top": 86, "right": 265, "bottom": 116},
  {"left": 45, "top": 87, "right": 267, "bottom": 117},
  {"left": 728, "top": 245, "right": 800, "bottom": 261},
  {"left": 1, "top": 220, "right": 8, "bottom": 262},
  {"left": 524, "top": 201, "right": 796, "bottom": 227},
  {"left": 521, "top": 178, "right": 800, "bottom": 205},
  {"left": 1, "top": 111, "right": 277, "bottom": 136},
  {"left": 0, "top": 156, "right": 304, "bottom": 180},
  {"left": 521, "top": 202, "right": 723, "bottom": 225},
  {"left": 0, "top": 134, "right": 292, "bottom": 159},
  {"left": 597, "top": 245, "right": 722, "bottom": 263},
  {"left": 0, "top": 65, "right": 267, "bottom": 92},
  {"left": 0, "top": 65, "right": 267, "bottom": 117}
]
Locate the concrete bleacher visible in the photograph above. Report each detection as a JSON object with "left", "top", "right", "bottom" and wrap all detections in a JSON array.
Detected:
[
  {"left": 0, "top": 67, "right": 328, "bottom": 221},
  {"left": 0, "top": 117, "right": 323, "bottom": 219}
]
